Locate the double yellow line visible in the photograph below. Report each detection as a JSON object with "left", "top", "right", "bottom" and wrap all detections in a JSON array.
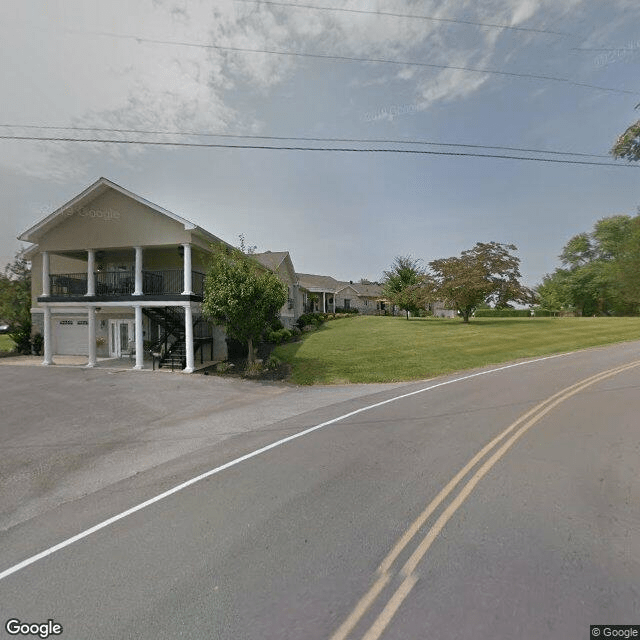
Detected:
[{"left": 330, "top": 359, "right": 640, "bottom": 640}]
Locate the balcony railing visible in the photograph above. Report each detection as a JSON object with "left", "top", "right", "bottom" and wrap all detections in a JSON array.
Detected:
[
  {"left": 50, "top": 273, "right": 88, "bottom": 296},
  {"left": 48, "top": 270, "right": 206, "bottom": 298}
]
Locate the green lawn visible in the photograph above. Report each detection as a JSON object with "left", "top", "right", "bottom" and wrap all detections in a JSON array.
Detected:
[
  {"left": 0, "top": 334, "right": 15, "bottom": 352},
  {"left": 273, "top": 316, "right": 640, "bottom": 385}
]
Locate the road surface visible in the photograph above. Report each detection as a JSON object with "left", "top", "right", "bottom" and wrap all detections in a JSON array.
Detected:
[{"left": 1, "top": 342, "right": 639, "bottom": 639}]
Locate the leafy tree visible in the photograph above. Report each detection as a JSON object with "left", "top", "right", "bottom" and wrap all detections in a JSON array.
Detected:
[
  {"left": 382, "top": 256, "right": 430, "bottom": 319},
  {"left": 429, "top": 242, "right": 534, "bottom": 323},
  {"left": 536, "top": 270, "right": 572, "bottom": 313},
  {"left": 202, "top": 247, "right": 287, "bottom": 364},
  {"left": 237, "top": 233, "right": 257, "bottom": 255},
  {"left": 0, "top": 250, "right": 32, "bottom": 353},
  {"left": 610, "top": 216, "right": 640, "bottom": 313},
  {"left": 611, "top": 119, "right": 640, "bottom": 161},
  {"left": 540, "top": 214, "right": 640, "bottom": 316}
]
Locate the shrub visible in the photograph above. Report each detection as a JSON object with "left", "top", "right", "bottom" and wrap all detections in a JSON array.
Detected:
[
  {"left": 244, "top": 360, "right": 264, "bottom": 377},
  {"left": 265, "top": 328, "right": 293, "bottom": 344},
  {"left": 10, "top": 327, "right": 32, "bottom": 354},
  {"left": 31, "top": 333, "right": 43, "bottom": 356},
  {"left": 266, "top": 354, "right": 282, "bottom": 370},
  {"left": 473, "top": 308, "right": 533, "bottom": 318},
  {"left": 296, "top": 312, "right": 326, "bottom": 329}
]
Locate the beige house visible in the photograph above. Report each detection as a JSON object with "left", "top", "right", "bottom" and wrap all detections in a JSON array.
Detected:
[
  {"left": 252, "top": 251, "right": 303, "bottom": 328},
  {"left": 18, "top": 177, "right": 249, "bottom": 372},
  {"left": 297, "top": 274, "right": 389, "bottom": 315}
]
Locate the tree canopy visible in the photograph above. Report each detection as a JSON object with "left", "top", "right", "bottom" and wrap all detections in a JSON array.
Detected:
[
  {"left": 202, "top": 247, "right": 287, "bottom": 364},
  {"left": 0, "top": 251, "right": 32, "bottom": 353},
  {"left": 382, "top": 255, "right": 431, "bottom": 319},
  {"left": 611, "top": 119, "right": 640, "bottom": 161},
  {"left": 536, "top": 214, "right": 640, "bottom": 316},
  {"left": 429, "top": 242, "right": 533, "bottom": 322}
]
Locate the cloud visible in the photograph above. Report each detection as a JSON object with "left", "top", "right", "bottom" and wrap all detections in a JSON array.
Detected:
[{"left": 0, "top": 0, "right": 599, "bottom": 179}]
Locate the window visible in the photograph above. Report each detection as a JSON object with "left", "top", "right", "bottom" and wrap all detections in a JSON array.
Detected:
[{"left": 344, "top": 299, "right": 350, "bottom": 309}]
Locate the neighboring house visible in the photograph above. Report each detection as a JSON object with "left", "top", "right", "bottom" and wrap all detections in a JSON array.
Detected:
[
  {"left": 297, "top": 274, "right": 390, "bottom": 315},
  {"left": 334, "top": 281, "right": 388, "bottom": 315},
  {"left": 296, "top": 273, "right": 341, "bottom": 313},
  {"left": 252, "top": 251, "right": 302, "bottom": 329},
  {"left": 18, "top": 177, "right": 244, "bottom": 372},
  {"left": 428, "top": 302, "right": 456, "bottom": 318}
]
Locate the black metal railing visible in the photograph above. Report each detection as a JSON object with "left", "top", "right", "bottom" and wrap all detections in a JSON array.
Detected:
[
  {"left": 192, "top": 271, "right": 205, "bottom": 297},
  {"left": 50, "top": 273, "right": 87, "bottom": 296},
  {"left": 95, "top": 271, "right": 134, "bottom": 295},
  {"left": 48, "top": 269, "right": 206, "bottom": 297}
]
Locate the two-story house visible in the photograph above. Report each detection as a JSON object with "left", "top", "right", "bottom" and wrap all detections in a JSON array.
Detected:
[{"left": 18, "top": 177, "right": 247, "bottom": 372}]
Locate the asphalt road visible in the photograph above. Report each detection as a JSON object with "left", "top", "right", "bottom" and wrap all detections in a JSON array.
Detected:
[{"left": 1, "top": 342, "right": 639, "bottom": 639}]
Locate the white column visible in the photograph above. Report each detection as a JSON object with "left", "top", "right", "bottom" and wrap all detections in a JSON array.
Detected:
[
  {"left": 87, "top": 307, "right": 96, "bottom": 367},
  {"left": 332, "top": 293, "right": 336, "bottom": 313},
  {"left": 184, "top": 303, "right": 194, "bottom": 373},
  {"left": 182, "top": 244, "right": 193, "bottom": 295},
  {"left": 322, "top": 291, "right": 326, "bottom": 313},
  {"left": 42, "top": 251, "right": 50, "bottom": 297},
  {"left": 86, "top": 249, "right": 95, "bottom": 296},
  {"left": 134, "top": 305, "right": 144, "bottom": 369},
  {"left": 134, "top": 246, "right": 143, "bottom": 295},
  {"left": 43, "top": 306, "right": 53, "bottom": 365}
]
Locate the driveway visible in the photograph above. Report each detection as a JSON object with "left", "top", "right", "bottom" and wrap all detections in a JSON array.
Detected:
[{"left": 0, "top": 364, "right": 405, "bottom": 533}]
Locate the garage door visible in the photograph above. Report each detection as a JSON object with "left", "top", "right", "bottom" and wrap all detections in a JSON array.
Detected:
[{"left": 54, "top": 318, "right": 88, "bottom": 355}]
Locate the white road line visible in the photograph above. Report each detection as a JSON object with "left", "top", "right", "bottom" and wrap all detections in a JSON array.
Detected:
[{"left": 0, "top": 353, "right": 566, "bottom": 582}]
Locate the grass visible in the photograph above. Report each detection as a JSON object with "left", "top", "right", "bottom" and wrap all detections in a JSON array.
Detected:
[
  {"left": 0, "top": 334, "right": 16, "bottom": 352},
  {"left": 273, "top": 316, "right": 640, "bottom": 385}
]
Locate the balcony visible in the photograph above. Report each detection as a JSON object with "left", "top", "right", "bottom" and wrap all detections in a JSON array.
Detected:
[{"left": 47, "top": 269, "right": 205, "bottom": 300}]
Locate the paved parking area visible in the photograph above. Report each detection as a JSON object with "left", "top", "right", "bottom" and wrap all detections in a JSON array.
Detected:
[{"left": 0, "top": 363, "right": 405, "bottom": 533}]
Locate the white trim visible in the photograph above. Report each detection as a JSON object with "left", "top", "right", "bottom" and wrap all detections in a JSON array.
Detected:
[
  {"left": 18, "top": 178, "right": 230, "bottom": 248},
  {"left": 134, "top": 306, "right": 144, "bottom": 369},
  {"left": 86, "top": 250, "right": 95, "bottom": 297},
  {"left": 182, "top": 243, "right": 193, "bottom": 295},
  {"left": 87, "top": 308, "right": 97, "bottom": 367},
  {"left": 43, "top": 306, "right": 52, "bottom": 365},
  {"left": 42, "top": 251, "right": 50, "bottom": 297},
  {"left": 133, "top": 246, "right": 143, "bottom": 296},
  {"left": 184, "top": 303, "right": 194, "bottom": 373}
]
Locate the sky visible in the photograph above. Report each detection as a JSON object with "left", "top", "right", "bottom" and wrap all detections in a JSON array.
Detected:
[{"left": 1, "top": 0, "right": 640, "bottom": 288}]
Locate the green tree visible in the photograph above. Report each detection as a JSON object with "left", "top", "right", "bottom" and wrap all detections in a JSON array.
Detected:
[
  {"left": 429, "top": 242, "right": 533, "bottom": 323},
  {"left": 611, "top": 118, "right": 640, "bottom": 161},
  {"left": 382, "top": 255, "right": 430, "bottom": 319},
  {"left": 541, "top": 214, "right": 639, "bottom": 316},
  {"left": 0, "top": 250, "right": 32, "bottom": 353},
  {"left": 202, "top": 246, "right": 287, "bottom": 364},
  {"left": 610, "top": 216, "right": 640, "bottom": 313},
  {"left": 536, "top": 270, "right": 572, "bottom": 313}
]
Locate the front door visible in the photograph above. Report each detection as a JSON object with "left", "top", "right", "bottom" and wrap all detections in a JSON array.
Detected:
[{"left": 109, "top": 319, "right": 135, "bottom": 358}]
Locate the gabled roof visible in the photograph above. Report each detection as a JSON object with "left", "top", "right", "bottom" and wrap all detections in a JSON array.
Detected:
[
  {"left": 17, "top": 177, "right": 227, "bottom": 247},
  {"left": 334, "top": 282, "right": 361, "bottom": 296},
  {"left": 253, "top": 251, "right": 288, "bottom": 272},
  {"left": 296, "top": 273, "right": 342, "bottom": 291},
  {"left": 350, "top": 283, "right": 384, "bottom": 297}
]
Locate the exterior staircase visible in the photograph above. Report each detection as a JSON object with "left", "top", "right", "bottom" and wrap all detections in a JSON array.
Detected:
[{"left": 142, "top": 307, "right": 212, "bottom": 370}]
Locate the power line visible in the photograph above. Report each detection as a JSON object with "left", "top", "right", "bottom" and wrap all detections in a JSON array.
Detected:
[
  {"left": 235, "top": 0, "right": 573, "bottom": 37},
  {"left": 68, "top": 29, "right": 639, "bottom": 97},
  {"left": 0, "top": 134, "right": 633, "bottom": 167},
  {"left": 0, "top": 123, "right": 610, "bottom": 159}
]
